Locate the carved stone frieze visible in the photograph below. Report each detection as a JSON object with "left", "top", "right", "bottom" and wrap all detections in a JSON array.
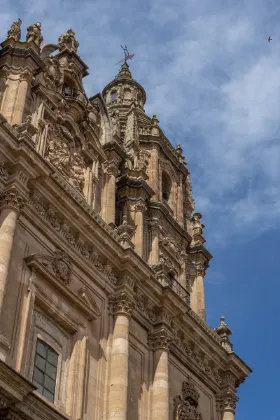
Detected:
[
  {"left": 30, "top": 193, "right": 119, "bottom": 286},
  {"left": 148, "top": 327, "right": 173, "bottom": 351},
  {"left": 173, "top": 377, "right": 203, "bottom": 420},
  {"left": 135, "top": 287, "right": 156, "bottom": 323},
  {"left": 172, "top": 325, "right": 222, "bottom": 385},
  {"left": 0, "top": 187, "right": 26, "bottom": 213}
]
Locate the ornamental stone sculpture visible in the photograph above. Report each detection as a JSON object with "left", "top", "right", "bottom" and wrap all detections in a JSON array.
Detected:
[
  {"left": 26, "top": 22, "right": 43, "bottom": 46},
  {"left": 58, "top": 29, "right": 79, "bottom": 53},
  {"left": 7, "top": 18, "right": 22, "bottom": 41}
]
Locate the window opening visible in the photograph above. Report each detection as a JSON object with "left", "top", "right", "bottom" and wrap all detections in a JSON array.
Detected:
[{"left": 32, "top": 339, "right": 58, "bottom": 403}]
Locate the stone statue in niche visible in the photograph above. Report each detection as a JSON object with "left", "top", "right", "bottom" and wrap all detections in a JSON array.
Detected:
[
  {"left": 134, "top": 149, "right": 150, "bottom": 172},
  {"left": 26, "top": 22, "right": 43, "bottom": 46},
  {"left": 58, "top": 29, "right": 79, "bottom": 53},
  {"left": 7, "top": 18, "right": 22, "bottom": 41},
  {"left": 45, "top": 122, "right": 86, "bottom": 194}
]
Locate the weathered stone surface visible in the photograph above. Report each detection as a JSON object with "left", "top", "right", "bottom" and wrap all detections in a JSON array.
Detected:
[{"left": 0, "top": 19, "right": 251, "bottom": 420}]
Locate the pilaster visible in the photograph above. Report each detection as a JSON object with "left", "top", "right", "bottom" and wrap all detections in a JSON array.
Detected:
[
  {"left": 108, "top": 284, "right": 135, "bottom": 420},
  {"left": 148, "top": 326, "right": 173, "bottom": 420}
]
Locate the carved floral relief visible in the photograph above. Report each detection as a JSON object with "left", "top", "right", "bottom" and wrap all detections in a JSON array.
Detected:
[{"left": 45, "top": 122, "right": 86, "bottom": 194}]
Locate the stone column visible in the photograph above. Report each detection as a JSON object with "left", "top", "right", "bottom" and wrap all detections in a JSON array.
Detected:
[
  {"left": 108, "top": 291, "right": 135, "bottom": 420},
  {"left": 148, "top": 219, "right": 161, "bottom": 265},
  {"left": 148, "top": 327, "right": 173, "bottom": 420},
  {"left": 222, "top": 392, "right": 238, "bottom": 420},
  {"left": 102, "top": 161, "right": 118, "bottom": 226},
  {"left": 177, "top": 174, "right": 184, "bottom": 227},
  {"left": 130, "top": 200, "right": 147, "bottom": 258},
  {"left": 193, "top": 263, "right": 206, "bottom": 321},
  {"left": 12, "top": 71, "right": 30, "bottom": 125},
  {"left": 0, "top": 186, "right": 25, "bottom": 312},
  {"left": 148, "top": 147, "right": 159, "bottom": 201}
]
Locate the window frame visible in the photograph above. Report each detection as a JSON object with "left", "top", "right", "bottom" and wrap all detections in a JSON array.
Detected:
[
  {"left": 29, "top": 325, "right": 64, "bottom": 407},
  {"left": 32, "top": 338, "right": 59, "bottom": 403}
]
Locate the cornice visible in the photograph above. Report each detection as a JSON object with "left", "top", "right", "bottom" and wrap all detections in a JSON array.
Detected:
[
  {"left": 188, "top": 243, "right": 213, "bottom": 261},
  {"left": 0, "top": 360, "right": 36, "bottom": 401},
  {"left": 0, "top": 44, "right": 45, "bottom": 69}
]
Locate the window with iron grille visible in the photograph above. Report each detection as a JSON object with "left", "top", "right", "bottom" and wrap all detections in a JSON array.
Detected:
[{"left": 32, "top": 339, "right": 58, "bottom": 403}]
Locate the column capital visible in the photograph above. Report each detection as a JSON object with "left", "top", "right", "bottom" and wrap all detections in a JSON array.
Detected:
[
  {"left": 193, "top": 262, "right": 206, "bottom": 276},
  {"left": 0, "top": 186, "right": 26, "bottom": 213},
  {"left": 148, "top": 326, "right": 173, "bottom": 351},
  {"left": 103, "top": 160, "right": 119, "bottom": 177},
  {"left": 222, "top": 390, "right": 238, "bottom": 413},
  {"left": 109, "top": 291, "right": 135, "bottom": 318},
  {"left": 129, "top": 199, "right": 147, "bottom": 213}
]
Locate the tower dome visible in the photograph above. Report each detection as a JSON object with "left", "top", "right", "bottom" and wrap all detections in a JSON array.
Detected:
[{"left": 102, "top": 62, "right": 146, "bottom": 110}]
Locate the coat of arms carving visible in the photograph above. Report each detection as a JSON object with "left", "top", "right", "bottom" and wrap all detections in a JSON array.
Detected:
[
  {"left": 174, "top": 376, "right": 203, "bottom": 420},
  {"left": 51, "top": 250, "right": 72, "bottom": 284}
]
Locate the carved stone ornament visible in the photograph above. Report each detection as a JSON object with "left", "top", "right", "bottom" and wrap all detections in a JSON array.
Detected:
[
  {"left": 7, "top": 18, "right": 22, "bottom": 41},
  {"left": 58, "top": 29, "right": 79, "bottom": 53},
  {"left": 51, "top": 250, "right": 72, "bottom": 285},
  {"left": 26, "top": 22, "right": 43, "bottom": 46},
  {"left": 214, "top": 316, "right": 233, "bottom": 352},
  {"left": 223, "top": 391, "right": 238, "bottom": 413},
  {"left": 148, "top": 327, "right": 173, "bottom": 351},
  {"left": 174, "top": 377, "right": 203, "bottom": 420},
  {"left": 0, "top": 187, "right": 25, "bottom": 212},
  {"left": 45, "top": 122, "right": 86, "bottom": 194},
  {"left": 109, "top": 292, "right": 135, "bottom": 317}
]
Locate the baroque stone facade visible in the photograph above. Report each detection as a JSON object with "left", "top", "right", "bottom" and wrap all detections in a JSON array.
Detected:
[{"left": 0, "top": 19, "right": 251, "bottom": 420}]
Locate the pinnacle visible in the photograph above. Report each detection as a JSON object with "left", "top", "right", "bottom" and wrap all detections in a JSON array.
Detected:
[{"left": 116, "top": 61, "right": 132, "bottom": 79}]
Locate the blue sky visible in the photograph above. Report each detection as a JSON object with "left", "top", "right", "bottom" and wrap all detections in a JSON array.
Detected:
[{"left": 1, "top": 0, "right": 279, "bottom": 418}]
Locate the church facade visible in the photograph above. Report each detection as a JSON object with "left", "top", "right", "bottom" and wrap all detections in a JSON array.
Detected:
[{"left": 0, "top": 19, "right": 250, "bottom": 420}]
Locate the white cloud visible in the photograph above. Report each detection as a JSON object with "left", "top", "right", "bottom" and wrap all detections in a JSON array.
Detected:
[{"left": 1, "top": 0, "right": 280, "bottom": 244}]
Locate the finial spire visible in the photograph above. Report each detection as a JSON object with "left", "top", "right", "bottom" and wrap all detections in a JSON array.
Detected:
[{"left": 215, "top": 316, "right": 233, "bottom": 352}]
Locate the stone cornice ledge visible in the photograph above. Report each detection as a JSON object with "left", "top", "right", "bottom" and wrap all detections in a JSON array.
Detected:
[{"left": 0, "top": 360, "right": 35, "bottom": 402}]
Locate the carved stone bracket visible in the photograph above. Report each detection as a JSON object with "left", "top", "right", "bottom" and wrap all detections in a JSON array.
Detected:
[
  {"left": 103, "top": 160, "right": 119, "bottom": 177},
  {"left": 148, "top": 327, "right": 173, "bottom": 351},
  {"left": 0, "top": 186, "right": 26, "bottom": 213},
  {"left": 174, "top": 376, "right": 203, "bottom": 420}
]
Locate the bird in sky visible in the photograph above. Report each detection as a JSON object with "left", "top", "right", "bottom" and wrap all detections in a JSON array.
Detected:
[{"left": 268, "top": 36, "right": 272, "bottom": 42}]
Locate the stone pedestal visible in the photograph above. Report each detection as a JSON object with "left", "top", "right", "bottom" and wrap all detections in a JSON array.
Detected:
[
  {"left": 108, "top": 292, "right": 134, "bottom": 420},
  {"left": 148, "top": 327, "right": 173, "bottom": 420},
  {"left": 0, "top": 187, "right": 25, "bottom": 311}
]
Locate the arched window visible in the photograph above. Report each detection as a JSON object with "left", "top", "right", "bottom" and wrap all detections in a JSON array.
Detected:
[
  {"left": 111, "top": 90, "right": 117, "bottom": 102},
  {"left": 162, "top": 171, "right": 171, "bottom": 202}
]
